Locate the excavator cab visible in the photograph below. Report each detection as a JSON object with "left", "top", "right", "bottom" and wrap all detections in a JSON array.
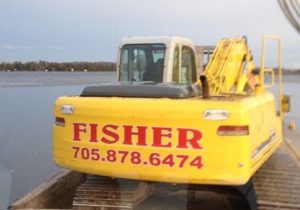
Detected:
[{"left": 117, "top": 36, "right": 198, "bottom": 84}]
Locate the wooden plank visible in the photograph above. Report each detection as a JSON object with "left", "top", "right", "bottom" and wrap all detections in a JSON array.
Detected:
[{"left": 9, "top": 171, "right": 86, "bottom": 210}]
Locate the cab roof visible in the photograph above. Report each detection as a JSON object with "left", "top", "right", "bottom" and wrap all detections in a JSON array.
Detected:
[{"left": 120, "top": 36, "right": 194, "bottom": 47}]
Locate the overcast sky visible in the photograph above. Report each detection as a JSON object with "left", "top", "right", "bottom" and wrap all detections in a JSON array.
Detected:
[{"left": 0, "top": 0, "right": 299, "bottom": 68}]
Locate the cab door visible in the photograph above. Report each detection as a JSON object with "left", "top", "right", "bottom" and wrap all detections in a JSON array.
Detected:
[{"left": 172, "top": 45, "right": 197, "bottom": 84}]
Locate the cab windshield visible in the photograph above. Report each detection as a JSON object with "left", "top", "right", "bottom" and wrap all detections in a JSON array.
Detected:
[{"left": 119, "top": 44, "right": 166, "bottom": 82}]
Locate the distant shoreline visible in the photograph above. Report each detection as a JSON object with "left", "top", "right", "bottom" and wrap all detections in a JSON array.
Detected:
[
  {"left": 0, "top": 61, "right": 116, "bottom": 72},
  {"left": 0, "top": 70, "right": 116, "bottom": 72},
  {"left": 281, "top": 69, "right": 300, "bottom": 74},
  {"left": 1, "top": 70, "right": 299, "bottom": 75},
  {"left": 0, "top": 61, "right": 299, "bottom": 74}
]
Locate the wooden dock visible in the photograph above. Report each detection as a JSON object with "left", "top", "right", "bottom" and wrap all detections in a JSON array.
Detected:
[{"left": 9, "top": 171, "right": 85, "bottom": 210}]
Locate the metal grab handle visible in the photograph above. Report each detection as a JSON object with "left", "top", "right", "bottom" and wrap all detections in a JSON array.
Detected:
[{"left": 260, "top": 35, "right": 283, "bottom": 119}]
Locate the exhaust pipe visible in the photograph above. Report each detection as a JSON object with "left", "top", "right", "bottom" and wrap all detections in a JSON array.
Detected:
[{"left": 200, "top": 75, "right": 209, "bottom": 99}]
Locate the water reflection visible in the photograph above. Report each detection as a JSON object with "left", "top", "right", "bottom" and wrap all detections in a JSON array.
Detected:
[
  {"left": 0, "top": 72, "right": 115, "bottom": 205},
  {"left": 0, "top": 164, "right": 11, "bottom": 210}
]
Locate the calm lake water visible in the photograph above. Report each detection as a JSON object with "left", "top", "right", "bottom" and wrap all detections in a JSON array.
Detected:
[
  {"left": 0, "top": 71, "right": 115, "bottom": 209},
  {"left": 0, "top": 71, "right": 299, "bottom": 209}
]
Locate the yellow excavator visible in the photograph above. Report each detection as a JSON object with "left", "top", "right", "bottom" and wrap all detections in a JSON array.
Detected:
[{"left": 53, "top": 35, "right": 297, "bottom": 210}]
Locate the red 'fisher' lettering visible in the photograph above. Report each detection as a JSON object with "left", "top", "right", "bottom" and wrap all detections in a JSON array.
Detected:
[
  {"left": 73, "top": 123, "right": 87, "bottom": 141},
  {"left": 101, "top": 124, "right": 119, "bottom": 144},
  {"left": 72, "top": 123, "right": 203, "bottom": 150},
  {"left": 152, "top": 127, "right": 172, "bottom": 148},
  {"left": 123, "top": 125, "right": 147, "bottom": 146},
  {"left": 177, "top": 128, "right": 203, "bottom": 149},
  {"left": 89, "top": 124, "right": 98, "bottom": 142}
]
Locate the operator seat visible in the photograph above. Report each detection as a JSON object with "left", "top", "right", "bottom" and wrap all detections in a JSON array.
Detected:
[{"left": 143, "top": 58, "right": 164, "bottom": 82}]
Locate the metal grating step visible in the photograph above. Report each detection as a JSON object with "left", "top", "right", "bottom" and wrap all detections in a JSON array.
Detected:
[
  {"left": 73, "top": 175, "right": 152, "bottom": 210},
  {"left": 254, "top": 147, "right": 300, "bottom": 210}
]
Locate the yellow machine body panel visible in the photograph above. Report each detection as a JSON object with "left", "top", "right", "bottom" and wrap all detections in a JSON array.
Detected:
[{"left": 53, "top": 91, "right": 281, "bottom": 185}]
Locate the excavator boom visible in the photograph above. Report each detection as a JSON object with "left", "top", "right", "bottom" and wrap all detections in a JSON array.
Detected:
[{"left": 204, "top": 37, "right": 255, "bottom": 95}]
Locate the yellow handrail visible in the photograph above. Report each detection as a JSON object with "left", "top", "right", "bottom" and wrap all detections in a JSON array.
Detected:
[{"left": 260, "top": 35, "right": 283, "bottom": 119}]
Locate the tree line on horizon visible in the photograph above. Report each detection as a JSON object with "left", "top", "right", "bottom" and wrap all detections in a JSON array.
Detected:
[
  {"left": 0, "top": 61, "right": 116, "bottom": 72},
  {"left": 0, "top": 61, "right": 298, "bottom": 74}
]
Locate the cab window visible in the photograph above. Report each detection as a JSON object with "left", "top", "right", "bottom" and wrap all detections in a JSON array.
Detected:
[
  {"left": 181, "top": 46, "right": 196, "bottom": 84},
  {"left": 172, "top": 46, "right": 180, "bottom": 83},
  {"left": 172, "top": 45, "right": 196, "bottom": 84},
  {"left": 119, "top": 44, "right": 166, "bottom": 82}
]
